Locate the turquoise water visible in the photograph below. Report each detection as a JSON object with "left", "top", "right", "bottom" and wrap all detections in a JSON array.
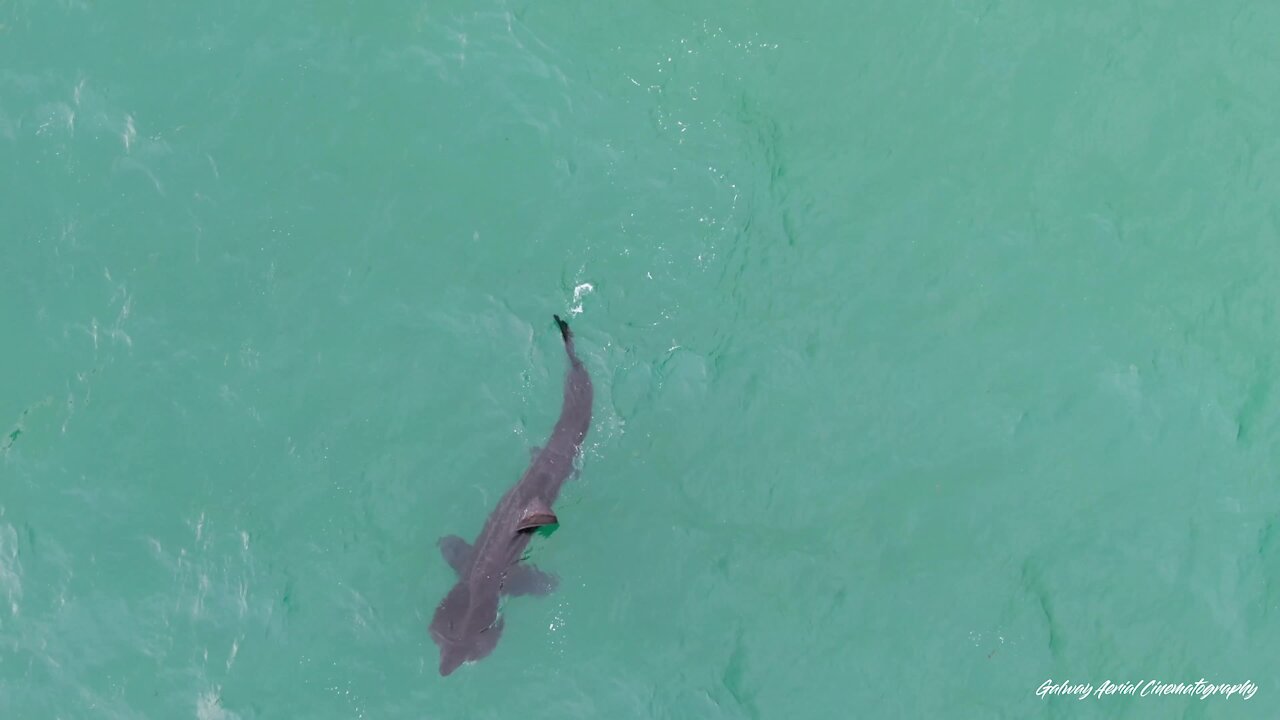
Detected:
[{"left": 4, "top": 1, "right": 1279, "bottom": 717}]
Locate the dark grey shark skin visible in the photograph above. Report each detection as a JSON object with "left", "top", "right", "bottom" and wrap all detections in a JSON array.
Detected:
[{"left": 429, "top": 315, "right": 593, "bottom": 676}]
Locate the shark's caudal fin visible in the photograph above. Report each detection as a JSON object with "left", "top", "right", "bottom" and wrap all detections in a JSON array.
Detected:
[
  {"left": 553, "top": 314, "right": 579, "bottom": 362},
  {"left": 553, "top": 314, "right": 572, "bottom": 343}
]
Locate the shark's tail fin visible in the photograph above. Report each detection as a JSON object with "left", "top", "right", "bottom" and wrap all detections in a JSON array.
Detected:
[
  {"left": 553, "top": 314, "right": 572, "bottom": 343},
  {"left": 553, "top": 314, "right": 580, "bottom": 363}
]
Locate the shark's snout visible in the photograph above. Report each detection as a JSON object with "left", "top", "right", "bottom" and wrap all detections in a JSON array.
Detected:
[
  {"left": 439, "top": 646, "right": 467, "bottom": 676},
  {"left": 431, "top": 630, "right": 465, "bottom": 676}
]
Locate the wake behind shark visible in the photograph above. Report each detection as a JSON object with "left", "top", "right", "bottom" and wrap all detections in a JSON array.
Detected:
[{"left": 429, "top": 315, "right": 593, "bottom": 676}]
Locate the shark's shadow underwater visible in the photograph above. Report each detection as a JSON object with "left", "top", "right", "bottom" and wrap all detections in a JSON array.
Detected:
[{"left": 429, "top": 315, "right": 593, "bottom": 676}]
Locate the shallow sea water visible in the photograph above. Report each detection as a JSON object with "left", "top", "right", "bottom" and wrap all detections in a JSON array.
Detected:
[{"left": 3, "top": 1, "right": 1280, "bottom": 717}]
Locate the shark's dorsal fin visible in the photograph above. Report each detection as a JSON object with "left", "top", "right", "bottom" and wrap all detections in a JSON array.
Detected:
[{"left": 516, "top": 499, "right": 558, "bottom": 531}]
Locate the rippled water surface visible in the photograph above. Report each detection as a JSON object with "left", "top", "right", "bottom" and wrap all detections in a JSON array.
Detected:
[{"left": 3, "top": 1, "right": 1280, "bottom": 717}]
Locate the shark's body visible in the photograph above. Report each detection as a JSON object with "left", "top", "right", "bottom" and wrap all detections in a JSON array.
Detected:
[{"left": 429, "top": 315, "right": 593, "bottom": 676}]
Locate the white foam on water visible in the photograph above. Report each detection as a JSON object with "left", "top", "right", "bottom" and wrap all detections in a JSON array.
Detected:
[
  {"left": 570, "top": 282, "right": 594, "bottom": 315},
  {"left": 0, "top": 522, "right": 21, "bottom": 617},
  {"left": 196, "top": 688, "right": 238, "bottom": 720}
]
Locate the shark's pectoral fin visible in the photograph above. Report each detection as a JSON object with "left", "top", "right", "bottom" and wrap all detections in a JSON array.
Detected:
[
  {"left": 528, "top": 445, "right": 541, "bottom": 461},
  {"left": 472, "top": 617, "right": 505, "bottom": 660},
  {"left": 438, "top": 535, "right": 473, "bottom": 575},
  {"left": 504, "top": 564, "right": 559, "bottom": 596},
  {"left": 516, "top": 499, "right": 558, "bottom": 532}
]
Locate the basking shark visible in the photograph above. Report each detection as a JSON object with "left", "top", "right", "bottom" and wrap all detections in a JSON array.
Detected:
[{"left": 429, "top": 315, "right": 593, "bottom": 676}]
